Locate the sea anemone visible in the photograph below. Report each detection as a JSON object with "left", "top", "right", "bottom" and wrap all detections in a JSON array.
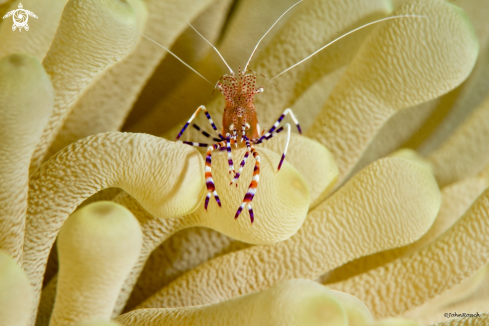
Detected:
[{"left": 0, "top": 0, "right": 488, "bottom": 325}]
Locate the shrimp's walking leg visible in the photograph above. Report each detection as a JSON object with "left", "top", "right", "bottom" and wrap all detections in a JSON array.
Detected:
[
  {"left": 253, "top": 123, "right": 291, "bottom": 171},
  {"left": 258, "top": 108, "right": 301, "bottom": 143},
  {"left": 230, "top": 136, "right": 252, "bottom": 187},
  {"left": 204, "top": 141, "right": 227, "bottom": 210},
  {"left": 236, "top": 143, "right": 260, "bottom": 223},
  {"left": 192, "top": 124, "right": 222, "bottom": 142},
  {"left": 225, "top": 133, "right": 235, "bottom": 176},
  {"left": 176, "top": 105, "right": 224, "bottom": 141},
  {"left": 179, "top": 141, "right": 210, "bottom": 147}
]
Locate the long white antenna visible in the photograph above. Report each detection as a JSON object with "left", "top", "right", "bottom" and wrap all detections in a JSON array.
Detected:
[
  {"left": 187, "top": 21, "right": 234, "bottom": 74},
  {"left": 140, "top": 33, "right": 213, "bottom": 85},
  {"left": 244, "top": 0, "right": 302, "bottom": 71},
  {"left": 270, "top": 15, "right": 427, "bottom": 81}
]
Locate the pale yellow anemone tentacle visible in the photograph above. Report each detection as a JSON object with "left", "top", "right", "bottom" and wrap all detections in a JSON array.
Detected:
[
  {"left": 125, "top": 0, "right": 234, "bottom": 127},
  {"left": 22, "top": 132, "right": 205, "bottom": 324},
  {"left": 133, "top": 0, "right": 392, "bottom": 136},
  {"left": 0, "top": 0, "right": 13, "bottom": 17},
  {"left": 0, "top": 0, "right": 69, "bottom": 60},
  {"left": 124, "top": 134, "right": 338, "bottom": 308},
  {"left": 371, "top": 318, "right": 421, "bottom": 326},
  {"left": 125, "top": 0, "right": 298, "bottom": 133},
  {"left": 107, "top": 146, "right": 309, "bottom": 315},
  {"left": 428, "top": 95, "right": 489, "bottom": 187},
  {"left": 363, "top": 0, "right": 489, "bottom": 162},
  {"left": 328, "top": 187, "right": 489, "bottom": 319},
  {"left": 329, "top": 290, "right": 373, "bottom": 326},
  {"left": 251, "top": 0, "right": 391, "bottom": 128},
  {"left": 321, "top": 169, "right": 489, "bottom": 284},
  {"left": 49, "top": 0, "right": 235, "bottom": 156},
  {"left": 289, "top": 67, "right": 347, "bottom": 132},
  {"left": 403, "top": 265, "right": 488, "bottom": 325},
  {"left": 261, "top": 133, "right": 339, "bottom": 207},
  {"left": 116, "top": 280, "right": 348, "bottom": 326},
  {"left": 389, "top": 149, "right": 433, "bottom": 174},
  {"left": 351, "top": 102, "right": 438, "bottom": 179},
  {"left": 431, "top": 313, "right": 489, "bottom": 326},
  {"left": 74, "top": 322, "right": 121, "bottom": 326},
  {"left": 45, "top": 0, "right": 148, "bottom": 158},
  {"left": 126, "top": 0, "right": 299, "bottom": 134},
  {"left": 46, "top": 0, "right": 216, "bottom": 155},
  {"left": 50, "top": 202, "right": 142, "bottom": 326},
  {"left": 121, "top": 134, "right": 336, "bottom": 308},
  {"left": 0, "top": 54, "right": 53, "bottom": 262},
  {"left": 137, "top": 157, "right": 440, "bottom": 308},
  {"left": 0, "top": 251, "right": 33, "bottom": 326},
  {"left": 35, "top": 145, "right": 311, "bottom": 318},
  {"left": 29, "top": 0, "right": 138, "bottom": 172},
  {"left": 125, "top": 228, "right": 250, "bottom": 311},
  {"left": 405, "top": 0, "right": 489, "bottom": 155},
  {"left": 306, "top": 0, "right": 479, "bottom": 185}
]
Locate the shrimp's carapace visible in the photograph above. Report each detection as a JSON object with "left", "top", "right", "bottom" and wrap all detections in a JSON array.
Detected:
[{"left": 218, "top": 68, "right": 263, "bottom": 144}]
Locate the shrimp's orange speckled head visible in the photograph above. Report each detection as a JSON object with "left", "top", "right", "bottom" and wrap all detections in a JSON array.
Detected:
[{"left": 217, "top": 67, "right": 263, "bottom": 142}]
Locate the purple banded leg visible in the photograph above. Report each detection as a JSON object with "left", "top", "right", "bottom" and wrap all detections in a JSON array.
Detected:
[
  {"left": 204, "top": 141, "right": 227, "bottom": 210},
  {"left": 177, "top": 141, "right": 210, "bottom": 148},
  {"left": 225, "top": 134, "right": 235, "bottom": 176},
  {"left": 175, "top": 105, "right": 224, "bottom": 141},
  {"left": 192, "top": 124, "right": 222, "bottom": 142},
  {"left": 235, "top": 146, "right": 260, "bottom": 223},
  {"left": 232, "top": 129, "right": 238, "bottom": 147},
  {"left": 276, "top": 123, "right": 291, "bottom": 171},
  {"left": 248, "top": 205, "right": 254, "bottom": 224},
  {"left": 257, "top": 108, "right": 301, "bottom": 143},
  {"left": 241, "top": 122, "right": 250, "bottom": 142},
  {"left": 253, "top": 123, "right": 291, "bottom": 172},
  {"left": 230, "top": 136, "right": 252, "bottom": 187}
]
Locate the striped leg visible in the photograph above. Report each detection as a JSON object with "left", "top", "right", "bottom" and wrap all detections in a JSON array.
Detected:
[
  {"left": 230, "top": 136, "right": 251, "bottom": 187},
  {"left": 192, "top": 124, "right": 222, "bottom": 142},
  {"left": 241, "top": 122, "right": 250, "bottom": 142},
  {"left": 235, "top": 145, "right": 260, "bottom": 224},
  {"left": 232, "top": 129, "right": 238, "bottom": 147},
  {"left": 204, "top": 141, "right": 227, "bottom": 210},
  {"left": 176, "top": 105, "right": 224, "bottom": 141},
  {"left": 257, "top": 108, "right": 301, "bottom": 143},
  {"left": 225, "top": 133, "right": 235, "bottom": 176},
  {"left": 253, "top": 123, "right": 291, "bottom": 171},
  {"left": 178, "top": 141, "right": 210, "bottom": 148}
]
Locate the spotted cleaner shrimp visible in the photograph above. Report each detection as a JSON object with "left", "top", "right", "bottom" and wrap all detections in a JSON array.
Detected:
[{"left": 141, "top": 1, "right": 425, "bottom": 223}]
